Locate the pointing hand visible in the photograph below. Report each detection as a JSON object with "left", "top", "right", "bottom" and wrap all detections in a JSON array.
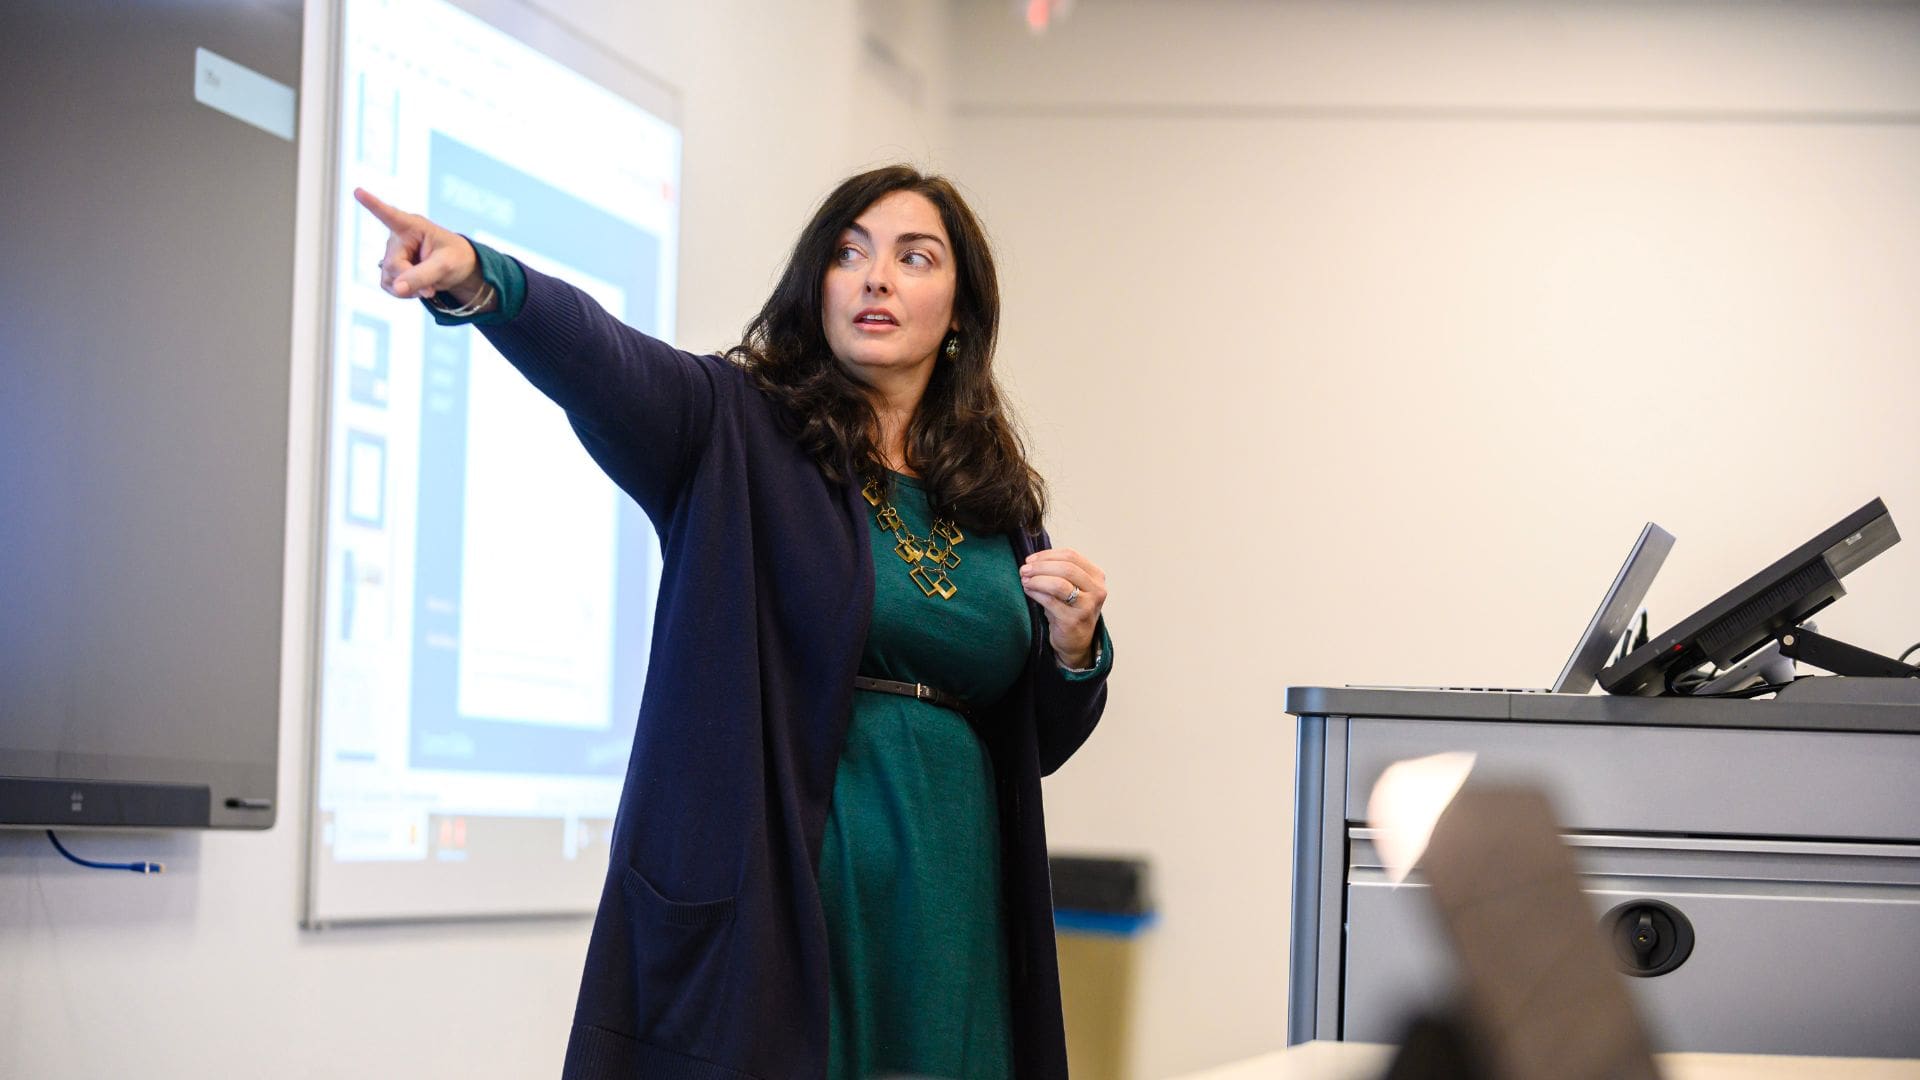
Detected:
[{"left": 353, "top": 187, "right": 488, "bottom": 309}]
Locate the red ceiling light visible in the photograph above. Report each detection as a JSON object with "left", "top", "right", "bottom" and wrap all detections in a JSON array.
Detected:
[{"left": 1020, "top": 0, "right": 1075, "bottom": 34}]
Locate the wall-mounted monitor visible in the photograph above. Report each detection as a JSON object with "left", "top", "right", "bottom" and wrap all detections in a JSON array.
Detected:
[{"left": 0, "top": 1, "right": 299, "bottom": 831}]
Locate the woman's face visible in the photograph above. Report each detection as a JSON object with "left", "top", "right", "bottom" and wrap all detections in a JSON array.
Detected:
[{"left": 821, "top": 189, "right": 959, "bottom": 387}]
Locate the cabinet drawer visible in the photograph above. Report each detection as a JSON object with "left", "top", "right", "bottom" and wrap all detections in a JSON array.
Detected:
[
  {"left": 1341, "top": 830, "right": 1920, "bottom": 1057},
  {"left": 1346, "top": 718, "right": 1920, "bottom": 840}
]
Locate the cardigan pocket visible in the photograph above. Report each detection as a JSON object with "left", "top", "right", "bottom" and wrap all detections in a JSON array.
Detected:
[{"left": 619, "top": 865, "right": 738, "bottom": 1052}]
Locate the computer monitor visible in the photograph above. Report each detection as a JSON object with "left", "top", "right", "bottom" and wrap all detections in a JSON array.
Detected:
[
  {"left": 1599, "top": 498, "right": 1898, "bottom": 696},
  {"left": 0, "top": 3, "right": 297, "bottom": 829},
  {"left": 1551, "top": 522, "right": 1674, "bottom": 694}
]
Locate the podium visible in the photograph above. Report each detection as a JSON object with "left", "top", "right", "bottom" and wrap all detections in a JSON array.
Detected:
[{"left": 1287, "top": 683, "right": 1920, "bottom": 1058}]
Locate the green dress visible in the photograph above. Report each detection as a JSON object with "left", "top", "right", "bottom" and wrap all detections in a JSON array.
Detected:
[{"left": 819, "top": 472, "right": 1031, "bottom": 1080}]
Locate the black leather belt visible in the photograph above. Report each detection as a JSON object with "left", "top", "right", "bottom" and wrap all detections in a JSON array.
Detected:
[{"left": 853, "top": 676, "right": 971, "bottom": 717}]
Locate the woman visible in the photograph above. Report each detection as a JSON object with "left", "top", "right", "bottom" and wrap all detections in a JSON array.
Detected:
[{"left": 357, "top": 165, "right": 1112, "bottom": 1080}]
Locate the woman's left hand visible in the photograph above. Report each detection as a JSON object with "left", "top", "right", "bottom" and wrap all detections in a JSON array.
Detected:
[{"left": 1020, "top": 547, "right": 1108, "bottom": 669}]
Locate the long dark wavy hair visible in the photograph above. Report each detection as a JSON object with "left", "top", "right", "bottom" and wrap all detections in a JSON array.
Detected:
[{"left": 728, "top": 165, "right": 1047, "bottom": 535}]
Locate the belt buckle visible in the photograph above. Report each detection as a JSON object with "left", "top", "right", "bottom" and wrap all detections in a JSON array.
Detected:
[{"left": 915, "top": 683, "right": 934, "bottom": 703}]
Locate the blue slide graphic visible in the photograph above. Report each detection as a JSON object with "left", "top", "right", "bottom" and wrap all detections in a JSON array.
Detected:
[{"left": 410, "top": 132, "right": 659, "bottom": 776}]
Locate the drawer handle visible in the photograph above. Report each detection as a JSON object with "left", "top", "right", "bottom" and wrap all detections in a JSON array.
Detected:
[{"left": 1602, "top": 899, "right": 1695, "bottom": 977}]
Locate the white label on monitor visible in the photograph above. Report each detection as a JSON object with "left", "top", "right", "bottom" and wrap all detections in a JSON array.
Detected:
[{"left": 193, "top": 48, "right": 295, "bottom": 142}]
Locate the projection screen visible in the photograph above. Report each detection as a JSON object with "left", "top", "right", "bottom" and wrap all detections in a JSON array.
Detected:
[{"left": 306, "top": 0, "right": 680, "bottom": 926}]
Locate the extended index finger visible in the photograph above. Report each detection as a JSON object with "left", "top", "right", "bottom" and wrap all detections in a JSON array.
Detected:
[{"left": 353, "top": 187, "right": 413, "bottom": 232}]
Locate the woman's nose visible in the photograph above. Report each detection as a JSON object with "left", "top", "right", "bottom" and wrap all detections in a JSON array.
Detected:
[{"left": 864, "top": 266, "right": 894, "bottom": 295}]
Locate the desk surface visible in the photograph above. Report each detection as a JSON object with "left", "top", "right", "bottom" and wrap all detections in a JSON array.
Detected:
[
  {"left": 1174, "top": 1042, "right": 1920, "bottom": 1080},
  {"left": 1285, "top": 683, "right": 1920, "bottom": 736}
]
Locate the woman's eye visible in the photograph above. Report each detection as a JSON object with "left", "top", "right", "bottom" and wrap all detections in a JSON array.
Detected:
[
  {"left": 836, "top": 245, "right": 862, "bottom": 263},
  {"left": 902, "top": 250, "right": 932, "bottom": 267}
]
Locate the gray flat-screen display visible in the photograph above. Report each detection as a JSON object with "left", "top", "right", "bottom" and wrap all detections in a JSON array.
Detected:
[{"left": 0, "top": 1, "right": 300, "bottom": 830}]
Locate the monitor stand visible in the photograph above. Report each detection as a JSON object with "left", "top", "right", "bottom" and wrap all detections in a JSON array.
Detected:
[{"left": 1776, "top": 628, "right": 1920, "bottom": 679}]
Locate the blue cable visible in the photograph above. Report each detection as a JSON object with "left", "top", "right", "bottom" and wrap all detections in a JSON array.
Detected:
[{"left": 45, "top": 831, "right": 164, "bottom": 874}]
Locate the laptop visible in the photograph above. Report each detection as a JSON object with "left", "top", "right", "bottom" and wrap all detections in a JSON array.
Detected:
[{"left": 1358, "top": 522, "right": 1675, "bottom": 695}]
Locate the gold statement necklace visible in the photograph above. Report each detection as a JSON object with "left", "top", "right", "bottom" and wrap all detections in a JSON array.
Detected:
[{"left": 862, "top": 476, "right": 966, "bottom": 600}]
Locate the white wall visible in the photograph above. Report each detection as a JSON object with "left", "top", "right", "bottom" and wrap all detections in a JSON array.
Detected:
[
  {"left": 0, "top": 2, "right": 950, "bottom": 1077},
  {"left": 950, "top": 1, "right": 1920, "bottom": 1076}
]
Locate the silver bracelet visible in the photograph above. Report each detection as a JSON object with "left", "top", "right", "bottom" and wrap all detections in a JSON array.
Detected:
[
  {"left": 427, "top": 280, "right": 496, "bottom": 318},
  {"left": 1058, "top": 642, "right": 1103, "bottom": 674}
]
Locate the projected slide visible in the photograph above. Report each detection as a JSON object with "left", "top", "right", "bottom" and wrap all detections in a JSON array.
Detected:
[{"left": 310, "top": 0, "right": 680, "bottom": 924}]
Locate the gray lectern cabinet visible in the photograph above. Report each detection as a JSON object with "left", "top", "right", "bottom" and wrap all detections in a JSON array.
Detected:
[{"left": 1287, "top": 683, "right": 1920, "bottom": 1059}]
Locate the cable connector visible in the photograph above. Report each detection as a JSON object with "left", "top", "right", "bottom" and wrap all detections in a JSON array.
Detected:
[{"left": 46, "top": 831, "right": 166, "bottom": 874}]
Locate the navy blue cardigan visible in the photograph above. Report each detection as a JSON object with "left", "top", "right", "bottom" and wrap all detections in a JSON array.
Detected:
[{"left": 468, "top": 264, "right": 1111, "bottom": 1079}]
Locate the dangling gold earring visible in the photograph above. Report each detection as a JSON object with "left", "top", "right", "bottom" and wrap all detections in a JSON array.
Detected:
[{"left": 944, "top": 333, "right": 960, "bottom": 359}]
